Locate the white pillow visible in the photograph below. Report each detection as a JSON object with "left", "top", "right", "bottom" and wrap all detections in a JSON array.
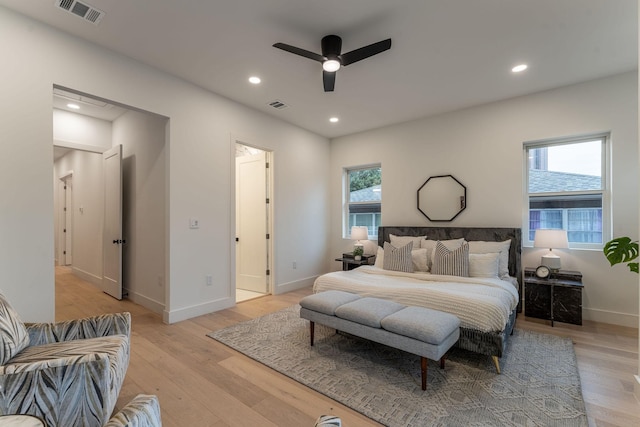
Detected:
[
  {"left": 469, "top": 253, "right": 500, "bottom": 278},
  {"left": 411, "top": 248, "right": 429, "bottom": 272},
  {"left": 467, "top": 240, "right": 511, "bottom": 278},
  {"left": 390, "top": 234, "right": 427, "bottom": 248},
  {"left": 420, "top": 238, "right": 466, "bottom": 269},
  {"left": 374, "top": 246, "right": 384, "bottom": 268}
]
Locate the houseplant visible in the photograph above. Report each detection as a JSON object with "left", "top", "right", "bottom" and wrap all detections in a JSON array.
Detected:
[
  {"left": 603, "top": 236, "right": 639, "bottom": 273},
  {"left": 353, "top": 246, "right": 364, "bottom": 261}
]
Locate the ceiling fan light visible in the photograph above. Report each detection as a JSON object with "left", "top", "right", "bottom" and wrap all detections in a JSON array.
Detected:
[{"left": 322, "top": 59, "right": 341, "bottom": 72}]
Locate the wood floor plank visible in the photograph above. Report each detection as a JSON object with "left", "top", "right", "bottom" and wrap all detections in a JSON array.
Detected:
[{"left": 54, "top": 266, "right": 640, "bottom": 427}]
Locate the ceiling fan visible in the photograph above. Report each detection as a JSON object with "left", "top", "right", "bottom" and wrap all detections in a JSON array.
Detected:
[{"left": 273, "top": 35, "right": 392, "bottom": 92}]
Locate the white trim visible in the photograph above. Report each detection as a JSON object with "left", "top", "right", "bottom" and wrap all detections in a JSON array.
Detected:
[
  {"left": 163, "top": 297, "right": 235, "bottom": 324},
  {"left": 583, "top": 307, "right": 638, "bottom": 328},
  {"left": 273, "top": 275, "right": 319, "bottom": 295},
  {"left": 127, "top": 290, "right": 164, "bottom": 314},
  {"left": 54, "top": 139, "right": 107, "bottom": 153},
  {"left": 71, "top": 266, "right": 101, "bottom": 286}
]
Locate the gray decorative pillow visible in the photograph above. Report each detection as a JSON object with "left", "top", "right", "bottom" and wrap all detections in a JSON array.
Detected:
[
  {"left": 383, "top": 241, "right": 414, "bottom": 273},
  {"left": 432, "top": 241, "right": 469, "bottom": 277},
  {"left": 0, "top": 293, "right": 30, "bottom": 364}
]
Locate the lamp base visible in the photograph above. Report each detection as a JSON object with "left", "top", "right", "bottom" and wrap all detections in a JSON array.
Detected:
[{"left": 541, "top": 254, "right": 561, "bottom": 271}]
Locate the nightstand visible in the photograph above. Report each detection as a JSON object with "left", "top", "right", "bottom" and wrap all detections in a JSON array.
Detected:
[
  {"left": 335, "top": 254, "right": 375, "bottom": 271},
  {"left": 524, "top": 268, "right": 583, "bottom": 326}
]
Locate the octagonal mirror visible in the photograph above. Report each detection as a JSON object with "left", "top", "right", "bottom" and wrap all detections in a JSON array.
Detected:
[{"left": 417, "top": 175, "right": 466, "bottom": 221}]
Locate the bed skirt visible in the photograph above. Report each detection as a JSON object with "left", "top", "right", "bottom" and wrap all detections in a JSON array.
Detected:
[{"left": 455, "top": 308, "right": 517, "bottom": 357}]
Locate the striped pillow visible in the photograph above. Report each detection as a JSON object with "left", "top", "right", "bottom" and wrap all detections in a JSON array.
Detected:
[
  {"left": 383, "top": 241, "right": 414, "bottom": 273},
  {"left": 432, "top": 241, "right": 469, "bottom": 277}
]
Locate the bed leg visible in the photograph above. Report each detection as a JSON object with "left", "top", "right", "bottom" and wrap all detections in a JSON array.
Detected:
[
  {"left": 492, "top": 355, "right": 501, "bottom": 374},
  {"left": 421, "top": 357, "right": 427, "bottom": 390},
  {"left": 310, "top": 321, "right": 315, "bottom": 346}
]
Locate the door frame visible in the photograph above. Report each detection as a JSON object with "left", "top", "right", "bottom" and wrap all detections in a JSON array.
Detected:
[
  {"left": 229, "top": 137, "right": 274, "bottom": 301},
  {"left": 57, "top": 171, "right": 73, "bottom": 266}
]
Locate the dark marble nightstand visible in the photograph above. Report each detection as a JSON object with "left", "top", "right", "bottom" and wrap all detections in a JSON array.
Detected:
[{"left": 524, "top": 268, "right": 583, "bottom": 326}]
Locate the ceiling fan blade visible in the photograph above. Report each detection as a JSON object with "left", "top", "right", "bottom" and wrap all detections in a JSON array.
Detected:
[
  {"left": 341, "top": 38, "right": 392, "bottom": 66},
  {"left": 323, "top": 70, "right": 336, "bottom": 92},
  {"left": 273, "top": 43, "right": 324, "bottom": 62}
]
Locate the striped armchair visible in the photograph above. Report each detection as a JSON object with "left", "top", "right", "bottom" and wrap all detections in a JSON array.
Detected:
[
  {"left": 106, "top": 395, "right": 162, "bottom": 427},
  {"left": 0, "top": 292, "right": 130, "bottom": 427}
]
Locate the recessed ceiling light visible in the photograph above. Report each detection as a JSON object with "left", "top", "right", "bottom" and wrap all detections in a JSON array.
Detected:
[
  {"left": 67, "top": 103, "right": 80, "bottom": 109},
  {"left": 248, "top": 76, "right": 261, "bottom": 84},
  {"left": 512, "top": 64, "right": 528, "bottom": 73},
  {"left": 329, "top": 117, "right": 339, "bottom": 123}
]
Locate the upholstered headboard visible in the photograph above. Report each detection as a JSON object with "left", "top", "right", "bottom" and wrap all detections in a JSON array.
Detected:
[{"left": 378, "top": 226, "right": 523, "bottom": 311}]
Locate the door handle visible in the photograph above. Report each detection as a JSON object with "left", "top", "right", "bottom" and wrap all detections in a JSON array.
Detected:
[{"left": 112, "top": 239, "right": 126, "bottom": 244}]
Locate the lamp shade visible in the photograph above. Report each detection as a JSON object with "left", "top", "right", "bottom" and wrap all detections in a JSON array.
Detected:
[
  {"left": 533, "top": 229, "right": 569, "bottom": 249},
  {"left": 350, "top": 226, "right": 368, "bottom": 241}
]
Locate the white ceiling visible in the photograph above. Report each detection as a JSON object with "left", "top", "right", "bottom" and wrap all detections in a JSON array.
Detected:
[{"left": 2, "top": 0, "right": 637, "bottom": 138}]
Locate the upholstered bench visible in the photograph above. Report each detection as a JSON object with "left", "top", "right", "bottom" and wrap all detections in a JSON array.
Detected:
[{"left": 299, "top": 290, "right": 460, "bottom": 390}]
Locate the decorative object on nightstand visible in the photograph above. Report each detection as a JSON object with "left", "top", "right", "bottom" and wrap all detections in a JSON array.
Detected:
[
  {"left": 533, "top": 229, "right": 568, "bottom": 271},
  {"left": 524, "top": 267, "right": 583, "bottom": 326},
  {"left": 350, "top": 226, "right": 368, "bottom": 259}
]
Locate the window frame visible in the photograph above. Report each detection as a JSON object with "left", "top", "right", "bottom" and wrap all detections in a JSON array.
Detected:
[
  {"left": 523, "top": 133, "right": 610, "bottom": 250},
  {"left": 343, "top": 164, "right": 382, "bottom": 239}
]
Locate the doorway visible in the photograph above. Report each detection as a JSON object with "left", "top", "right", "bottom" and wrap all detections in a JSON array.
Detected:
[
  {"left": 235, "top": 143, "right": 272, "bottom": 302},
  {"left": 52, "top": 86, "right": 167, "bottom": 314}
]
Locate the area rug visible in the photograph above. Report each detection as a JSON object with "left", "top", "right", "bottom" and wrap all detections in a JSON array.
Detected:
[{"left": 208, "top": 305, "right": 587, "bottom": 427}]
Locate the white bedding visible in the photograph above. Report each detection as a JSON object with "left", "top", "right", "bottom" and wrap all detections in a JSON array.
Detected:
[{"left": 313, "top": 265, "right": 519, "bottom": 332}]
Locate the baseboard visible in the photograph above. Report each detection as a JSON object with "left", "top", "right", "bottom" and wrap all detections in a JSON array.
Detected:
[
  {"left": 274, "top": 275, "right": 318, "bottom": 295},
  {"left": 126, "top": 290, "right": 164, "bottom": 315},
  {"left": 163, "top": 296, "right": 235, "bottom": 324},
  {"left": 71, "top": 267, "right": 102, "bottom": 287},
  {"left": 583, "top": 307, "right": 639, "bottom": 328}
]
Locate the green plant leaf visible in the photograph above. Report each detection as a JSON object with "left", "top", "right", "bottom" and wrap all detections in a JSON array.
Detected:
[
  {"left": 603, "top": 237, "right": 639, "bottom": 266},
  {"left": 629, "top": 263, "right": 639, "bottom": 273}
]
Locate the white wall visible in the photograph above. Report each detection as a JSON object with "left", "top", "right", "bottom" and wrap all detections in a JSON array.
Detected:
[
  {"left": 331, "top": 72, "right": 638, "bottom": 327},
  {"left": 0, "top": 6, "right": 330, "bottom": 322},
  {"left": 115, "top": 110, "right": 167, "bottom": 313},
  {"left": 53, "top": 150, "right": 104, "bottom": 282},
  {"left": 53, "top": 108, "right": 112, "bottom": 150}
]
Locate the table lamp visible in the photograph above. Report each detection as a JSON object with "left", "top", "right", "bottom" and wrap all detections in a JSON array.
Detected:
[
  {"left": 534, "top": 229, "right": 569, "bottom": 271},
  {"left": 351, "top": 226, "right": 368, "bottom": 255}
]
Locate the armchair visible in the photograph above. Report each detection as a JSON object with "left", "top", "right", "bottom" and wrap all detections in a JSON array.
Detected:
[
  {"left": 105, "top": 394, "right": 162, "bottom": 427},
  {"left": 0, "top": 292, "right": 130, "bottom": 427}
]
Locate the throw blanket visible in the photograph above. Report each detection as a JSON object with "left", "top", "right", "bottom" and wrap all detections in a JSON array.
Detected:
[{"left": 313, "top": 266, "right": 519, "bottom": 332}]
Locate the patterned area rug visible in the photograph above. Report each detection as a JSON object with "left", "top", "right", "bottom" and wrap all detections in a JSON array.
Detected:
[{"left": 208, "top": 305, "right": 587, "bottom": 427}]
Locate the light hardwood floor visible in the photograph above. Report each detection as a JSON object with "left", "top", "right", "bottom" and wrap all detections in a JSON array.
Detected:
[{"left": 55, "top": 267, "right": 640, "bottom": 426}]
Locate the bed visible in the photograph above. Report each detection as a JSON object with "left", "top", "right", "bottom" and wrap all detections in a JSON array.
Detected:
[{"left": 313, "top": 226, "right": 522, "bottom": 373}]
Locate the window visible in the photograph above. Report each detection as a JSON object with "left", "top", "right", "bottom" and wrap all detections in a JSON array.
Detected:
[
  {"left": 524, "top": 134, "right": 609, "bottom": 249},
  {"left": 345, "top": 165, "right": 381, "bottom": 238}
]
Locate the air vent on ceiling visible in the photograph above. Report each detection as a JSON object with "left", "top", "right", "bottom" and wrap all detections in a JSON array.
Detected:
[
  {"left": 55, "top": 0, "right": 105, "bottom": 25},
  {"left": 267, "top": 100, "right": 289, "bottom": 110}
]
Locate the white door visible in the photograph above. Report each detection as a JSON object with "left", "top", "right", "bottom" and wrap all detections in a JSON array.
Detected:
[
  {"left": 102, "top": 145, "right": 124, "bottom": 300},
  {"left": 63, "top": 177, "right": 73, "bottom": 265},
  {"left": 236, "top": 151, "right": 268, "bottom": 293}
]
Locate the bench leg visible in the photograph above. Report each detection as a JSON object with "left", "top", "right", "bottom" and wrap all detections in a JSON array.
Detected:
[
  {"left": 492, "top": 355, "right": 501, "bottom": 374},
  {"left": 310, "top": 321, "right": 315, "bottom": 346},
  {"left": 439, "top": 355, "right": 446, "bottom": 369},
  {"left": 421, "top": 357, "right": 427, "bottom": 390}
]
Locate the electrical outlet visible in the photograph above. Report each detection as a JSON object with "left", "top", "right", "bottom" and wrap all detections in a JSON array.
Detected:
[
  {"left": 206, "top": 275, "right": 213, "bottom": 286},
  {"left": 293, "top": 261, "right": 297, "bottom": 270},
  {"left": 189, "top": 218, "right": 200, "bottom": 229}
]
